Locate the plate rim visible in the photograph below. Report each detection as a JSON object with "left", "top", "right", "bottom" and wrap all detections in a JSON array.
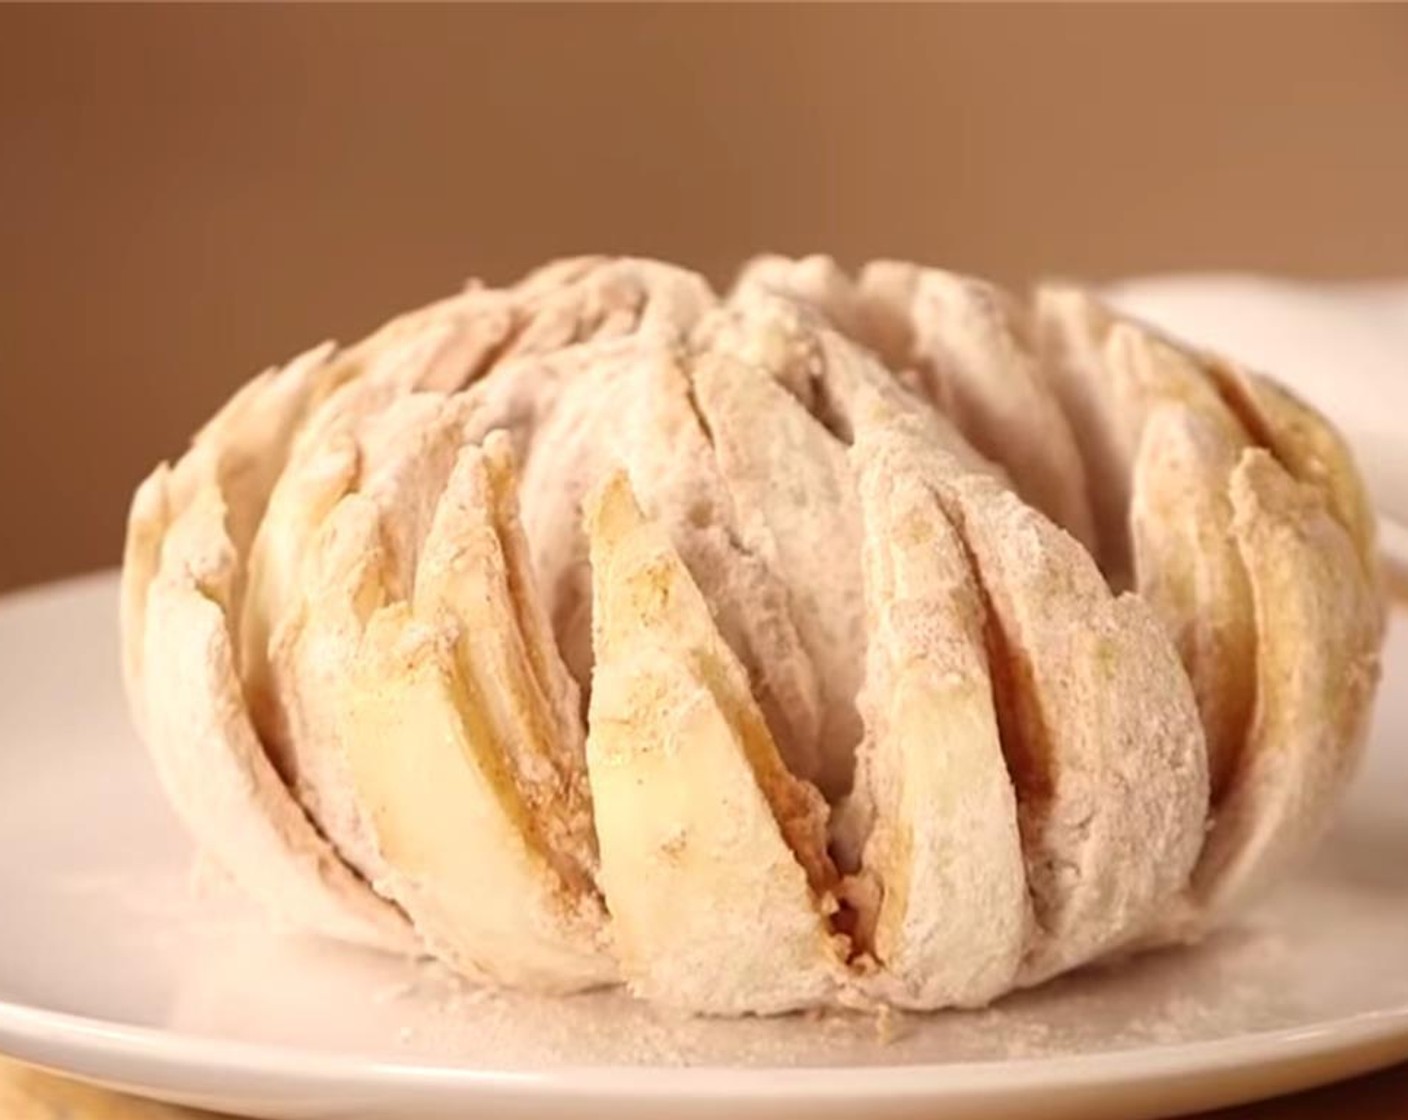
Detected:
[{"left": 2, "top": 995, "right": 1408, "bottom": 1100}]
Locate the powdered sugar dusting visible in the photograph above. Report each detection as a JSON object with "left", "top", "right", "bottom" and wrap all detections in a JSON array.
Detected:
[{"left": 142, "top": 826, "right": 1408, "bottom": 1069}]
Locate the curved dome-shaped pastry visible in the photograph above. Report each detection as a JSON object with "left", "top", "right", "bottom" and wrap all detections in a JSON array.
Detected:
[{"left": 122, "top": 255, "right": 1384, "bottom": 1015}]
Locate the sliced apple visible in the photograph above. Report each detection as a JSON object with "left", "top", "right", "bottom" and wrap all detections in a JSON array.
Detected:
[
  {"left": 248, "top": 266, "right": 709, "bottom": 855},
  {"left": 1205, "top": 362, "right": 1380, "bottom": 588},
  {"left": 585, "top": 472, "right": 843, "bottom": 1014},
  {"left": 726, "top": 261, "right": 1023, "bottom": 477},
  {"left": 477, "top": 431, "right": 591, "bottom": 782},
  {"left": 139, "top": 483, "right": 415, "bottom": 952},
  {"left": 509, "top": 322, "right": 837, "bottom": 806},
  {"left": 1189, "top": 450, "right": 1382, "bottom": 919},
  {"left": 732, "top": 253, "right": 869, "bottom": 341},
  {"left": 1032, "top": 288, "right": 1246, "bottom": 581},
  {"left": 679, "top": 294, "right": 997, "bottom": 791},
  {"left": 265, "top": 394, "right": 476, "bottom": 882},
  {"left": 1130, "top": 403, "right": 1257, "bottom": 803},
  {"left": 345, "top": 614, "right": 611, "bottom": 988},
  {"left": 1032, "top": 299, "right": 1264, "bottom": 805},
  {"left": 413, "top": 433, "right": 601, "bottom": 897},
  {"left": 238, "top": 323, "right": 501, "bottom": 753},
  {"left": 121, "top": 344, "right": 415, "bottom": 952},
  {"left": 904, "top": 428, "right": 1208, "bottom": 984},
  {"left": 238, "top": 428, "right": 361, "bottom": 753},
  {"left": 687, "top": 310, "right": 866, "bottom": 800},
  {"left": 1032, "top": 285, "right": 1140, "bottom": 579},
  {"left": 513, "top": 338, "right": 669, "bottom": 692},
  {"left": 601, "top": 343, "right": 825, "bottom": 785},
  {"left": 858, "top": 263, "right": 1098, "bottom": 554},
  {"left": 845, "top": 422, "right": 1031, "bottom": 1009},
  {"left": 244, "top": 262, "right": 711, "bottom": 746},
  {"left": 121, "top": 343, "right": 334, "bottom": 728},
  {"left": 1102, "top": 318, "right": 1234, "bottom": 461},
  {"left": 239, "top": 271, "right": 648, "bottom": 726},
  {"left": 501, "top": 257, "right": 715, "bottom": 361},
  {"left": 338, "top": 438, "right": 613, "bottom": 990}
]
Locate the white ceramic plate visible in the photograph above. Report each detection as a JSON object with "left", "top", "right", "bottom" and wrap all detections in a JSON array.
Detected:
[{"left": 1, "top": 573, "right": 1407, "bottom": 1120}]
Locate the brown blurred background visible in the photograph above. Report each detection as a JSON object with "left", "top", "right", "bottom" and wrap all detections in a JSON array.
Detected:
[{"left": 3, "top": 4, "right": 1408, "bottom": 593}]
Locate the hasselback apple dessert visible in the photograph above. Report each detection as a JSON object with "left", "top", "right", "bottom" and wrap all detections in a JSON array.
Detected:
[{"left": 121, "top": 256, "right": 1384, "bottom": 1015}]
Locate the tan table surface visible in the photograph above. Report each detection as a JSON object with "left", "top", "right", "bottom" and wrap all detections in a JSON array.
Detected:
[{"left": 5, "top": 1055, "right": 1408, "bottom": 1120}]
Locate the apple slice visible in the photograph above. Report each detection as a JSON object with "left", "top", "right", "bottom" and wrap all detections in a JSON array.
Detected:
[
  {"left": 265, "top": 395, "right": 473, "bottom": 881},
  {"left": 414, "top": 433, "right": 601, "bottom": 901},
  {"left": 908, "top": 427, "right": 1208, "bottom": 984},
  {"left": 845, "top": 421, "right": 1031, "bottom": 1009},
  {"left": 731, "top": 253, "right": 869, "bottom": 342},
  {"left": 1206, "top": 362, "right": 1380, "bottom": 594},
  {"left": 501, "top": 257, "right": 715, "bottom": 361},
  {"left": 237, "top": 293, "right": 521, "bottom": 758},
  {"left": 1130, "top": 403, "right": 1257, "bottom": 803},
  {"left": 1189, "top": 450, "right": 1382, "bottom": 918},
  {"left": 1030, "top": 303, "right": 1264, "bottom": 805},
  {"left": 240, "top": 262, "right": 704, "bottom": 754},
  {"left": 124, "top": 344, "right": 414, "bottom": 952},
  {"left": 727, "top": 260, "right": 1023, "bottom": 477},
  {"left": 687, "top": 312, "right": 866, "bottom": 801},
  {"left": 139, "top": 483, "right": 415, "bottom": 952},
  {"left": 122, "top": 343, "right": 333, "bottom": 730},
  {"left": 858, "top": 263, "right": 1098, "bottom": 554},
  {"left": 338, "top": 435, "right": 614, "bottom": 990},
  {"left": 585, "top": 472, "right": 844, "bottom": 1015},
  {"left": 618, "top": 345, "right": 826, "bottom": 785}
]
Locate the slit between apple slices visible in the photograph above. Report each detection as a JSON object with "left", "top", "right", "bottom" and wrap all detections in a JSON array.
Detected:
[{"left": 584, "top": 470, "right": 847, "bottom": 1012}]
